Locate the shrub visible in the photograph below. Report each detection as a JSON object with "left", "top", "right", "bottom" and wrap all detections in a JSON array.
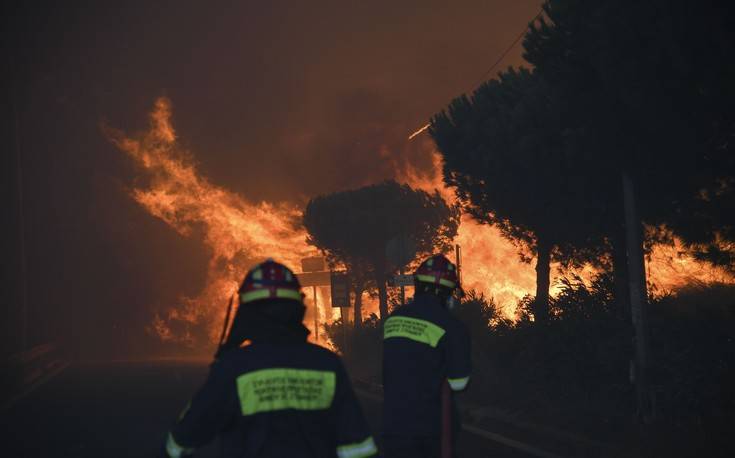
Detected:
[{"left": 324, "top": 313, "right": 383, "bottom": 381}]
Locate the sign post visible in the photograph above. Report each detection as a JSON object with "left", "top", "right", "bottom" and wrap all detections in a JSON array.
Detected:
[
  {"left": 330, "top": 272, "right": 351, "bottom": 353},
  {"left": 455, "top": 244, "right": 462, "bottom": 286},
  {"left": 301, "top": 257, "right": 327, "bottom": 342},
  {"left": 298, "top": 257, "right": 354, "bottom": 347},
  {"left": 386, "top": 234, "right": 417, "bottom": 306},
  {"left": 312, "top": 286, "right": 319, "bottom": 341},
  {"left": 330, "top": 272, "right": 350, "bottom": 308},
  {"left": 301, "top": 257, "right": 326, "bottom": 273}
]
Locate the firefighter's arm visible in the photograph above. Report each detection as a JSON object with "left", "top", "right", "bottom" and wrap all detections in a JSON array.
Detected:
[
  {"left": 333, "top": 361, "right": 378, "bottom": 458},
  {"left": 164, "top": 359, "right": 237, "bottom": 457},
  {"left": 445, "top": 321, "right": 472, "bottom": 391}
]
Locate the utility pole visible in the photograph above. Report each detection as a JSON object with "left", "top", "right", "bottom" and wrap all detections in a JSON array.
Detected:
[
  {"left": 12, "top": 91, "right": 29, "bottom": 352},
  {"left": 622, "top": 170, "right": 653, "bottom": 423},
  {"left": 455, "top": 244, "right": 462, "bottom": 286},
  {"left": 399, "top": 234, "right": 406, "bottom": 306},
  {"left": 399, "top": 265, "right": 406, "bottom": 306},
  {"left": 339, "top": 306, "right": 348, "bottom": 355},
  {"left": 312, "top": 286, "right": 319, "bottom": 342}
]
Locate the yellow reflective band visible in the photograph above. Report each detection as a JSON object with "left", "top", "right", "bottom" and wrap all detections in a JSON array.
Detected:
[
  {"left": 415, "top": 274, "right": 456, "bottom": 288},
  {"left": 276, "top": 288, "right": 302, "bottom": 300},
  {"left": 438, "top": 278, "right": 457, "bottom": 288},
  {"left": 384, "top": 316, "right": 446, "bottom": 348},
  {"left": 241, "top": 289, "right": 270, "bottom": 303},
  {"left": 447, "top": 376, "right": 470, "bottom": 391},
  {"left": 166, "top": 432, "right": 194, "bottom": 458},
  {"left": 240, "top": 288, "right": 302, "bottom": 303},
  {"left": 337, "top": 436, "right": 378, "bottom": 458},
  {"left": 237, "top": 368, "right": 336, "bottom": 416}
]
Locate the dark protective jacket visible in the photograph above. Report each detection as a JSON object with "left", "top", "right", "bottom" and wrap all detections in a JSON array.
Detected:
[
  {"left": 165, "top": 341, "right": 377, "bottom": 458},
  {"left": 382, "top": 293, "right": 471, "bottom": 436}
]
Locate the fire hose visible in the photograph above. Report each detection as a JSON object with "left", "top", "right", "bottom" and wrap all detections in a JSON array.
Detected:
[{"left": 441, "top": 381, "right": 453, "bottom": 458}]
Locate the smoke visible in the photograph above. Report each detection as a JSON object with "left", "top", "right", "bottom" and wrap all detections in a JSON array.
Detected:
[
  {"left": 105, "top": 98, "right": 311, "bottom": 346},
  {"left": 265, "top": 87, "right": 440, "bottom": 202},
  {"left": 2, "top": 0, "right": 549, "bottom": 357}
]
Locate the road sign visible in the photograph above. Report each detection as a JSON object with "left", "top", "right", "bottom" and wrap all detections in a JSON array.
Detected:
[
  {"left": 297, "top": 271, "right": 331, "bottom": 287},
  {"left": 330, "top": 272, "right": 351, "bottom": 307},
  {"left": 386, "top": 234, "right": 417, "bottom": 268},
  {"left": 392, "top": 274, "right": 414, "bottom": 287},
  {"left": 301, "top": 257, "right": 326, "bottom": 273}
]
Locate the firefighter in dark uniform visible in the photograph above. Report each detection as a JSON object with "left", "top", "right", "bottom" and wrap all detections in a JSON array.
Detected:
[
  {"left": 163, "top": 259, "right": 378, "bottom": 458},
  {"left": 382, "top": 254, "right": 471, "bottom": 458}
]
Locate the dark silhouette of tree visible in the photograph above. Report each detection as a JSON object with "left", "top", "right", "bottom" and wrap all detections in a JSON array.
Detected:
[
  {"left": 303, "top": 180, "right": 460, "bottom": 323},
  {"left": 523, "top": 0, "right": 735, "bottom": 270},
  {"left": 431, "top": 68, "right": 608, "bottom": 320}
]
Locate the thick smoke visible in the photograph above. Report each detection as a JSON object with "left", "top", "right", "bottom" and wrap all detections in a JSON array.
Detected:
[{"left": 2, "top": 0, "right": 545, "bottom": 358}]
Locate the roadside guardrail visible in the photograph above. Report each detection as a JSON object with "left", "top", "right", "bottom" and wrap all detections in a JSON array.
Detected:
[{"left": 1, "top": 343, "right": 70, "bottom": 411}]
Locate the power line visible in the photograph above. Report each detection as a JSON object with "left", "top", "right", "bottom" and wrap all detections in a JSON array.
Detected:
[
  {"left": 408, "top": 7, "right": 545, "bottom": 140},
  {"left": 469, "top": 8, "right": 544, "bottom": 91}
]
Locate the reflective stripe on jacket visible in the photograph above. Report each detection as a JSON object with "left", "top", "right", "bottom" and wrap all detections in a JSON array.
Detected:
[
  {"left": 167, "top": 342, "right": 376, "bottom": 458},
  {"left": 382, "top": 293, "right": 472, "bottom": 435}
]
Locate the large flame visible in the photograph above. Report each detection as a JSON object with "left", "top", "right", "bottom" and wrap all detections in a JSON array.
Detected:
[
  {"left": 648, "top": 236, "right": 734, "bottom": 293},
  {"left": 106, "top": 98, "right": 315, "bottom": 345},
  {"left": 397, "top": 138, "right": 735, "bottom": 308},
  {"left": 396, "top": 141, "right": 537, "bottom": 313},
  {"left": 109, "top": 98, "right": 733, "bottom": 345}
]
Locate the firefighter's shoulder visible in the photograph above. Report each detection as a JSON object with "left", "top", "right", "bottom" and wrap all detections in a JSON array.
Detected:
[
  {"left": 220, "top": 341, "right": 341, "bottom": 366},
  {"left": 304, "top": 341, "right": 345, "bottom": 364}
]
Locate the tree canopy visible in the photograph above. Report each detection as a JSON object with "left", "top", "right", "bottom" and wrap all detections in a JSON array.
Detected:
[
  {"left": 431, "top": 0, "right": 735, "bottom": 321},
  {"left": 303, "top": 180, "right": 459, "bottom": 322},
  {"left": 431, "top": 67, "right": 609, "bottom": 319},
  {"left": 523, "top": 0, "right": 735, "bottom": 267}
]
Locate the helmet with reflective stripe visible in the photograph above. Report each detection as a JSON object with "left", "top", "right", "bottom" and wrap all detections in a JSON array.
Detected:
[
  {"left": 238, "top": 259, "right": 303, "bottom": 305},
  {"left": 414, "top": 254, "right": 458, "bottom": 290}
]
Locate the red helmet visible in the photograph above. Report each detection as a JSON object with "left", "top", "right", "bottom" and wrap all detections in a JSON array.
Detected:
[
  {"left": 414, "top": 254, "right": 459, "bottom": 290},
  {"left": 238, "top": 259, "right": 303, "bottom": 305}
]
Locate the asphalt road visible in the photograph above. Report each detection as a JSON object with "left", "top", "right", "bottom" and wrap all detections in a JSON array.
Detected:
[{"left": 1, "top": 361, "right": 532, "bottom": 458}]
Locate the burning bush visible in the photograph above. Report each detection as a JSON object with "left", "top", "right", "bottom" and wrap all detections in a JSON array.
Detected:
[
  {"left": 324, "top": 313, "right": 383, "bottom": 382},
  {"left": 328, "top": 281, "right": 735, "bottom": 456}
]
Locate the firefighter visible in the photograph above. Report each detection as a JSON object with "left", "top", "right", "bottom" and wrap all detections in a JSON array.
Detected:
[
  {"left": 163, "top": 259, "right": 378, "bottom": 458},
  {"left": 382, "top": 254, "right": 471, "bottom": 458}
]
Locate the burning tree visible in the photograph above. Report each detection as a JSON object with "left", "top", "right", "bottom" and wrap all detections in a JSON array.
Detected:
[
  {"left": 431, "top": 0, "right": 735, "bottom": 321},
  {"left": 303, "top": 180, "right": 459, "bottom": 323},
  {"left": 523, "top": 0, "right": 735, "bottom": 267},
  {"left": 430, "top": 68, "right": 609, "bottom": 321}
]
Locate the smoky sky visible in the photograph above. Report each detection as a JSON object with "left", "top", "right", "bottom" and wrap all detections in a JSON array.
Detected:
[{"left": 2, "top": 0, "right": 541, "bottom": 358}]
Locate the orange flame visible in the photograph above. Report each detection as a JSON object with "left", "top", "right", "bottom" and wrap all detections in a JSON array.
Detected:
[
  {"left": 647, "top": 235, "right": 734, "bottom": 293},
  {"left": 397, "top": 141, "right": 536, "bottom": 315},
  {"left": 106, "top": 98, "right": 320, "bottom": 345},
  {"left": 109, "top": 98, "right": 733, "bottom": 345},
  {"left": 397, "top": 138, "right": 735, "bottom": 311}
]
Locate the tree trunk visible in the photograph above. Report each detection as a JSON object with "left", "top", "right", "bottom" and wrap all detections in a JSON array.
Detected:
[
  {"left": 622, "top": 170, "right": 653, "bottom": 423},
  {"left": 611, "top": 220, "right": 630, "bottom": 321},
  {"left": 374, "top": 254, "right": 389, "bottom": 321},
  {"left": 534, "top": 237, "right": 551, "bottom": 321},
  {"left": 377, "top": 276, "right": 388, "bottom": 321},
  {"left": 353, "top": 284, "right": 364, "bottom": 329}
]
